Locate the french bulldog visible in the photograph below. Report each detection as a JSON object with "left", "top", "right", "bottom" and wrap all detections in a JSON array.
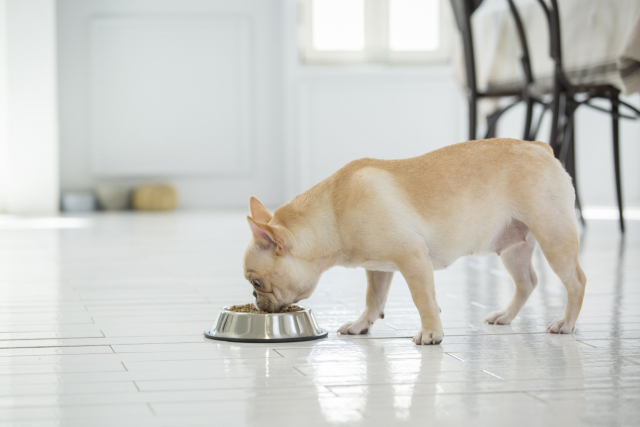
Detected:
[{"left": 243, "top": 138, "right": 586, "bottom": 345}]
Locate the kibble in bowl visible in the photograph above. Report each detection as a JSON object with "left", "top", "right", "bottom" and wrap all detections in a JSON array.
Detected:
[
  {"left": 227, "top": 303, "right": 305, "bottom": 314},
  {"left": 204, "top": 303, "right": 327, "bottom": 343}
]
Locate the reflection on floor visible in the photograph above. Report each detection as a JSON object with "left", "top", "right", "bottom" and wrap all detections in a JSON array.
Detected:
[{"left": 0, "top": 211, "right": 638, "bottom": 426}]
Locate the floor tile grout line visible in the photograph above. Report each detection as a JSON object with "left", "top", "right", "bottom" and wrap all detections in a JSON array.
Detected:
[
  {"left": 0, "top": 354, "right": 289, "bottom": 365},
  {"left": 272, "top": 349, "right": 285, "bottom": 358},
  {"left": 0, "top": 344, "right": 115, "bottom": 350},
  {"left": 0, "top": 401, "right": 166, "bottom": 411},
  {"left": 288, "top": 361, "right": 640, "bottom": 370},
  {"left": 21, "top": 354, "right": 285, "bottom": 359},
  {"left": 325, "top": 384, "right": 640, "bottom": 396},
  {"left": 524, "top": 391, "right": 549, "bottom": 404},
  {"left": 292, "top": 366, "right": 307, "bottom": 377},
  {"left": 84, "top": 302, "right": 221, "bottom": 308},
  {"left": 576, "top": 340, "right": 599, "bottom": 348},
  {"left": 481, "top": 370, "right": 504, "bottom": 380},
  {"left": 621, "top": 356, "right": 640, "bottom": 365},
  {"left": 2, "top": 384, "right": 638, "bottom": 402},
  {"left": 0, "top": 391, "right": 365, "bottom": 408},
  {"left": 0, "top": 336, "right": 107, "bottom": 342},
  {"left": 146, "top": 402, "right": 157, "bottom": 416},
  {"left": 290, "top": 372, "right": 640, "bottom": 384},
  {"left": 0, "top": 327, "right": 103, "bottom": 333},
  {"left": 312, "top": 377, "right": 532, "bottom": 389},
  {"left": 0, "top": 322, "right": 97, "bottom": 327},
  {"left": 445, "top": 353, "right": 465, "bottom": 362},
  {"left": 124, "top": 384, "right": 339, "bottom": 395},
  {"left": 383, "top": 322, "right": 399, "bottom": 330},
  {"left": 323, "top": 330, "right": 573, "bottom": 337},
  {"left": 0, "top": 339, "right": 211, "bottom": 350},
  {"left": 323, "top": 385, "right": 340, "bottom": 397},
  {"left": 121, "top": 361, "right": 129, "bottom": 371},
  {"left": 1, "top": 367, "right": 636, "bottom": 381},
  {"left": 110, "top": 352, "right": 280, "bottom": 362}
]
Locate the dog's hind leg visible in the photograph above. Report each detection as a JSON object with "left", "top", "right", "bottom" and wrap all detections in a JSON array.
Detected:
[
  {"left": 485, "top": 233, "right": 538, "bottom": 325},
  {"left": 527, "top": 213, "right": 586, "bottom": 334},
  {"left": 338, "top": 270, "right": 393, "bottom": 335}
]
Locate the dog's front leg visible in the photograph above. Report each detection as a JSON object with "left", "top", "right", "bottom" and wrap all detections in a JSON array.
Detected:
[
  {"left": 338, "top": 270, "right": 393, "bottom": 335},
  {"left": 395, "top": 249, "right": 443, "bottom": 345}
]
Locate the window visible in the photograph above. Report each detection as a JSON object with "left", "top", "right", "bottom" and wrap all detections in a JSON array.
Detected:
[{"left": 299, "top": 0, "right": 452, "bottom": 64}]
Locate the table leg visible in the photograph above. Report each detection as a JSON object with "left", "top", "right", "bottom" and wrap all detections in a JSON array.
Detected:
[{"left": 611, "top": 96, "right": 625, "bottom": 232}]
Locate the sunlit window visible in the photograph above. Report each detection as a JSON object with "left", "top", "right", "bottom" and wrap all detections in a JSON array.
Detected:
[
  {"left": 300, "top": 0, "right": 450, "bottom": 64},
  {"left": 389, "top": 0, "right": 439, "bottom": 51},
  {"left": 312, "top": 0, "right": 365, "bottom": 51}
]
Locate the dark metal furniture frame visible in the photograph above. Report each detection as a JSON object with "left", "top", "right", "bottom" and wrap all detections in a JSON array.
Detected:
[
  {"left": 450, "top": 0, "right": 546, "bottom": 142},
  {"left": 536, "top": 0, "right": 640, "bottom": 232},
  {"left": 453, "top": 0, "right": 640, "bottom": 233}
]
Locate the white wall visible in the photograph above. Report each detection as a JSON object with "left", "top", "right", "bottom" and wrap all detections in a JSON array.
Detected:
[
  {"left": 283, "top": 67, "right": 465, "bottom": 197},
  {"left": 56, "top": 0, "right": 466, "bottom": 208},
  {"left": 0, "top": 0, "right": 7, "bottom": 212},
  {"left": 0, "top": 0, "right": 59, "bottom": 214},
  {"left": 280, "top": 0, "right": 466, "bottom": 200},
  {"left": 55, "top": 0, "right": 640, "bottom": 208},
  {"left": 57, "top": 0, "right": 285, "bottom": 208}
]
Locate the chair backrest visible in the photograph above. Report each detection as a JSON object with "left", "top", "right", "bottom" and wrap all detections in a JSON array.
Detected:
[
  {"left": 451, "top": 0, "right": 483, "bottom": 32},
  {"left": 451, "top": 0, "right": 536, "bottom": 94},
  {"left": 506, "top": 0, "right": 534, "bottom": 84},
  {"left": 450, "top": 0, "right": 483, "bottom": 94},
  {"left": 536, "top": 0, "right": 563, "bottom": 66}
]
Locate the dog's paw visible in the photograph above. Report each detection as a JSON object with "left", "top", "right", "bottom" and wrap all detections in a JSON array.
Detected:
[
  {"left": 337, "top": 319, "right": 372, "bottom": 335},
  {"left": 412, "top": 329, "right": 443, "bottom": 345},
  {"left": 547, "top": 318, "right": 574, "bottom": 334},
  {"left": 484, "top": 310, "right": 514, "bottom": 325}
]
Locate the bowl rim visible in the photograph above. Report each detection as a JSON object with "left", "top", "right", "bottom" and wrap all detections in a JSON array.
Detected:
[
  {"left": 220, "top": 305, "right": 311, "bottom": 316},
  {"left": 204, "top": 328, "right": 328, "bottom": 343}
]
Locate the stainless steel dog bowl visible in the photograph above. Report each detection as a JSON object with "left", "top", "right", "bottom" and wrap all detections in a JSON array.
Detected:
[{"left": 204, "top": 305, "right": 328, "bottom": 343}]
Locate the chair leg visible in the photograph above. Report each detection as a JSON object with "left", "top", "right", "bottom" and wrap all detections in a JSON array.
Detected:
[
  {"left": 611, "top": 96, "right": 625, "bottom": 232},
  {"left": 485, "top": 110, "right": 499, "bottom": 139},
  {"left": 469, "top": 94, "right": 477, "bottom": 141},
  {"left": 575, "top": 184, "right": 585, "bottom": 227},
  {"left": 523, "top": 97, "right": 534, "bottom": 140},
  {"left": 549, "top": 78, "right": 562, "bottom": 154},
  {"left": 568, "top": 120, "right": 585, "bottom": 226},
  {"left": 562, "top": 99, "right": 585, "bottom": 226},
  {"left": 529, "top": 101, "right": 549, "bottom": 141}
]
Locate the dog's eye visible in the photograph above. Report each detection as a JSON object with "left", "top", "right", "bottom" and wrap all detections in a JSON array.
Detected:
[{"left": 251, "top": 279, "right": 261, "bottom": 288}]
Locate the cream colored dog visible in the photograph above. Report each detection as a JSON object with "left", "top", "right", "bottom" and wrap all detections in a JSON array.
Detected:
[{"left": 243, "top": 138, "right": 586, "bottom": 345}]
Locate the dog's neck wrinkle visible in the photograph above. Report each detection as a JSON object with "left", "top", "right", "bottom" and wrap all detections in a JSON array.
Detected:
[{"left": 271, "top": 192, "right": 342, "bottom": 265}]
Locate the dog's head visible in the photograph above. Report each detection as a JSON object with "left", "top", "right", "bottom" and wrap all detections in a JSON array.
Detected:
[{"left": 243, "top": 197, "right": 321, "bottom": 312}]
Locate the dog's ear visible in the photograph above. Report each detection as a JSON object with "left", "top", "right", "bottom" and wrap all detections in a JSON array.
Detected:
[
  {"left": 247, "top": 216, "right": 285, "bottom": 254},
  {"left": 249, "top": 196, "right": 273, "bottom": 223}
]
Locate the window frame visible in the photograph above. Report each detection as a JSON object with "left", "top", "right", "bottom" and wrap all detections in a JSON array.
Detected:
[{"left": 298, "top": 0, "right": 453, "bottom": 65}]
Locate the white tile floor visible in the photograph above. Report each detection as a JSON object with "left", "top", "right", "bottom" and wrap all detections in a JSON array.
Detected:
[{"left": 0, "top": 211, "right": 638, "bottom": 426}]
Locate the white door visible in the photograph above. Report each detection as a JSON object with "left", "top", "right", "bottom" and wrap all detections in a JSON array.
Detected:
[{"left": 57, "top": 0, "right": 285, "bottom": 208}]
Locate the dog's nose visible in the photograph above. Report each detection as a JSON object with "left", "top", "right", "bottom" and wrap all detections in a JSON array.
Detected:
[{"left": 253, "top": 291, "right": 257, "bottom": 298}]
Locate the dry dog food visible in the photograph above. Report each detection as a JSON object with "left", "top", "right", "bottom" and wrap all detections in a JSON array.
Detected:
[{"left": 227, "top": 303, "right": 304, "bottom": 314}]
